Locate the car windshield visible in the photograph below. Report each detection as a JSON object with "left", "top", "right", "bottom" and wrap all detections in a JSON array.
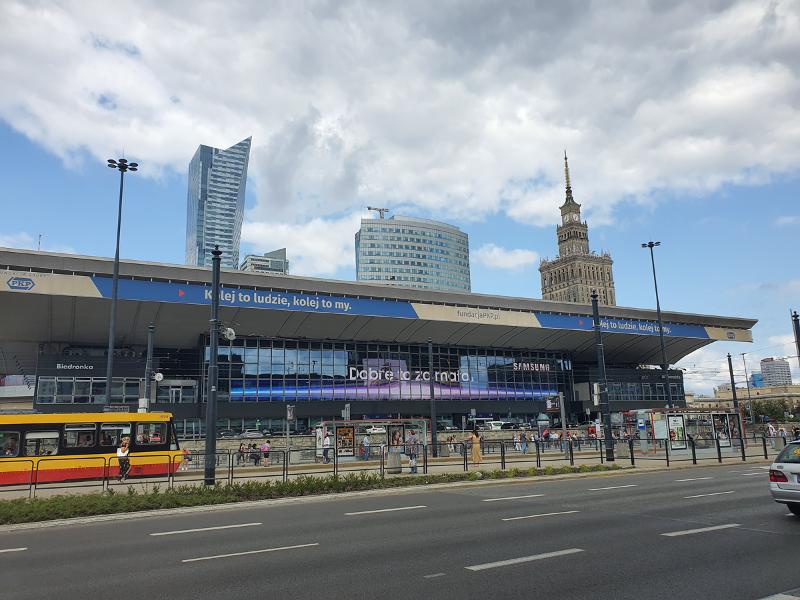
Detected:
[{"left": 776, "top": 444, "right": 800, "bottom": 464}]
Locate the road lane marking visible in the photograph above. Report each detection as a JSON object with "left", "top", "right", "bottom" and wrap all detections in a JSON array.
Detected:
[
  {"left": 345, "top": 505, "right": 426, "bottom": 516},
  {"left": 662, "top": 524, "right": 740, "bottom": 537},
  {"left": 502, "top": 511, "right": 579, "bottom": 522},
  {"left": 741, "top": 472, "right": 766, "bottom": 476},
  {"left": 675, "top": 477, "right": 712, "bottom": 482},
  {"left": 683, "top": 491, "right": 735, "bottom": 499},
  {"left": 587, "top": 484, "right": 637, "bottom": 491},
  {"left": 151, "top": 522, "right": 262, "bottom": 536},
  {"left": 0, "top": 547, "right": 27, "bottom": 554},
  {"left": 424, "top": 573, "right": 446, "bottom": 579},
  {"left": 182, "top": 542, "right": 319, "bottom": 563},
  {"left": 482, "top": 494, "right": 544, "bottom": 502},
  {"left": 465, "top": 548, "right": 584, "bottom": 571}
]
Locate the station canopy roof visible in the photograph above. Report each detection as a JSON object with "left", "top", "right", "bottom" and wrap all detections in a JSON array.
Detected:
[{"left": 0, "top": 248, "right": 756, "bottom": 374}]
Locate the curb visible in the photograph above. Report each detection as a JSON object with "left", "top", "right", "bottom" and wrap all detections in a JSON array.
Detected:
[{"left": 0, "top": 460, "right": 771, "bottom": 532}]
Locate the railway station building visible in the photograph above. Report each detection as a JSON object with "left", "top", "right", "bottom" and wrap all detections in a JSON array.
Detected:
[{"left": 0, "top": 248, "right": 756, "bottom": 437}]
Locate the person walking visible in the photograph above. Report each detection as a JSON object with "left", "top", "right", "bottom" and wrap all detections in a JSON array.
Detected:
[
  {"left": 260, "top": 439, "right": 271, "bottom": 466},
  {"left": 469, "top": 429, "right": 482, "bottom": 466},
  {"left": 116, "top": 437, "right": 131, "bottom": 481},
  {"left": 513, "top": 431, "right": 520, "bottom": 452},
  {"left": 362, "top": 433, "right": 370, "bottom": 461},
  {"left": 793, "top": 425, "right": 800, "bottom": 441},
  {"left": 520, "top": 430, "right": 528, "bottom": 455},
  {"left": 767, "top": 422, "right": 777, "bottom": 449},
  {"left": 322, "top": 432, "right": 331, "bottom": 464},
  {"left": 405, "top": 429, "right": 419, "bottom": 474},
  {"left": 237, "top": 443, "right": 246, "bottom": 466}
]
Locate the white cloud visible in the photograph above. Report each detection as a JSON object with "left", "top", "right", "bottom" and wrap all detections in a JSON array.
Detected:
[
  {"left": 776, "top": 216, "right": 800, "bottom": 226},
  {"left": 0, "top": 0, "right": 799, "bottom": 248},
  {"left": 241, "top": 213, "right": 361, "bottom": 277},
  {"left": 473, "top": 243, "right": 539, "bottom": 270},
  {"left": 0, "top": 232, "right": 75, "bottom": 254}
]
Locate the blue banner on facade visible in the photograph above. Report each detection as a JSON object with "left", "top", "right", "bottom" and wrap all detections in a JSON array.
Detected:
[
  {"left": 534, "top": 313, "right": 710, "bottom": 339},
  {"left": 91, "top": 276, "right": 418, "bottom": 319}
]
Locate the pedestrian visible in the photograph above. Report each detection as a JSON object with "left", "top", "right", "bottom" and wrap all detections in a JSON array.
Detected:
[
  {"left": 237, "top": 443, "right": 246, "bottom": 465},
  {"left": 116, "top": 437, "right": 131, "bottom": 481},
  {"left": 513, "top": 431, "right": 520, "bottom": 452},
  {"left": 779, "top": 427, "right": 787, "bottom": 446},
  {"left": 180, "top": 447, "right": 190, "bottom": 472},
  {"left": 519, "top": 430, "right": 528, "bottom": 454},
  {"left": 792, "top": 425, "right": 800, "bottom": 441},
  {"left": 469, "top": 429, "right": 482, "bottom": 466},
  {"left": 406, "top": 429, "right": 419, "bottom": 474},
  {"left": 767, "top": 422, "right": 777, "bottom": 448},
  {"left": 322, "top": 432, "right": 331, "bottom": 464},
  {"left": 250, "top": 443, "right": 260, "bottom": 466},
  {"left": 260, "top": 439, "right": 271, "bottom": 465},
  {"left": 362, "top": 433, "right": 370, "bottom": 461}
]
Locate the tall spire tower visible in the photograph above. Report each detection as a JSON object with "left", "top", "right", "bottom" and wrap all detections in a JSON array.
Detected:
[{"left": 539, "top": 152, "right": 617, "bottom": 305}]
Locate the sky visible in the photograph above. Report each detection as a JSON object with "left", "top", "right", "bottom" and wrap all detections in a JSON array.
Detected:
[{"left": 0, "top": 0, "right": 798, "bottom": 394}]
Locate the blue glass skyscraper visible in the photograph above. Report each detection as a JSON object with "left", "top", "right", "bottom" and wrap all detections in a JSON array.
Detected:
[{"left": 185, "top": 137, "right": 252, "bottom": 269}]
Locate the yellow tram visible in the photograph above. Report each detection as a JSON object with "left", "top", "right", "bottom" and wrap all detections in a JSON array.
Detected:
[{"left": 0, "top": 412, "right": 183, "bottom": 485}]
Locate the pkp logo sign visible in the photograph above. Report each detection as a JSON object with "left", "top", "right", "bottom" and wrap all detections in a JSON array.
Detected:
[{"left": 7, "top": 277, "right": 35, "bottom": 291}]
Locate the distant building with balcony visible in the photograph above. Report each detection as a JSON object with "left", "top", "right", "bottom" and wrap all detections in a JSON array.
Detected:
[{"left": 240, "top": 248, "right": 289, "bottom": 275}]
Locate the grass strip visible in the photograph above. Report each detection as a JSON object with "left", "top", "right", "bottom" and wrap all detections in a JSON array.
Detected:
[{"left": 0, "top": 463, "right": 625, "bottom": 525}]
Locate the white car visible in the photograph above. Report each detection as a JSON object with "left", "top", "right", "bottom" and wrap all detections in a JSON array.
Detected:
[
  {"left": 239, "top": 429, "right": 263, "bottom": 439},
  {"left": 769, "top": 440, "right": 800, "bottom": 516},
  {"left": 366, "top": 426, "right": 386, "bottom": 434}
]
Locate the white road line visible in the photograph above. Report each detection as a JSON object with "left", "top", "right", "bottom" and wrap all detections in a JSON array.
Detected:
[
  {"left": 345, "top": 505, "right": 426, "bottom": 516},
  {"left": 182, "top": 542, "right": 319, "bottom": 563},
  {"left": 741, "top": 472, "right": 766, "bottom": 476},
  {"left": 0, "top": 547, "right": 27, "bottom": 554},
  {"left": 587, "top": 484, "right": 637, "bottom": 491},
  {"left": 756, "top": 595, "right": 800, "bottom": 600},
  {"left": 424, "top": 573, "right": 446, "bottom": 579},
  {"left": 502, "top": 511, "right": 579, "bottom": 522},
  {"left": 150, "top": 522, "right": 262, "bottom": 536},
  {"left": 684, "top": 491, "right": 735, "bottom": 499},
  {"left": 675, "top": 477, "right": 712, "bottom": 482},
  {"left": 465, "top": 548, "right": 584, "bottom": 571},
  {"left": 482, "top": 494, "right": 544, "bottom": 502},
  {"left": 662, "top": 524, "right": 740, "bottom": 537}
]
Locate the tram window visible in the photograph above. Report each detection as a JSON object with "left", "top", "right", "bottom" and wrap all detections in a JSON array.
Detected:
[
  {"left": 99, "top": 423, "right": 131, "bottom": 447},
  {"left": 136, "top": 423, "right": 166, "bottom": 445},
  {"left": 64, "top": 423, "right": 97, "bottom": 448},
  {"left": 24, "top": 431, "right": 59, "bottom": 456},
  {"left": 1, "top": 431, "right": 20, "bottom": 457}
]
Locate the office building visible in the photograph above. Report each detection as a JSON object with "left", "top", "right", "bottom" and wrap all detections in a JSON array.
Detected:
[
  {"left": 540, "top": 153, "right": 616, "bottom": 305},
  {"left": 750, "top": 372, "right": 764, "bottom": 388},
  {"left": 185, "top": 137, "right": 252, "bottom": 269},
  {"left": 761, "top": 357, "right": 793, "bottom": 386},
  {"left": 241, "top": 248, "right": 289, "bottom": 274},
  {"left": 355, "top": 215, "right": 470, "bottom": 292}
]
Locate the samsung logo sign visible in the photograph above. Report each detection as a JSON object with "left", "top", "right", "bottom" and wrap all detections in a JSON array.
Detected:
[
  {"left": 513, "top": 362, "right": 551, "bottom": 372},
  {"left": 7, "top": 277, "right": 35, "bottom": 291},
  {"left": 56, "top": 363, "right": 94, "bottom": 371}
]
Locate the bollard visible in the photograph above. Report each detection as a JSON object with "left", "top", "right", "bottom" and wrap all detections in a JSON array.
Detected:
[
  {"left": 762, "top": 436, "right": 768, "bottom": 460},
  {"left": 535, "top": 440, "right": 541, "bottom": 468},
  {"left": 739, "top": 436, "right": 746, "bottom": 462},
  {"left": 665, "top": 438, "right": 670, "bottom": 467},
  {"left": 716, "top": 437, "right": 722, "bottom": 463},
  {"left": 690, "top": 437, "right": 697, "bottom": 465},
  {"left": 423, "top": 444, "right": 428, "bottom": 475},
  {"left": 334, "top": 447, "right": 338, "bottom": 477},
  {"left": 500, "top": 441, "right": 506, "bottom": 470},
  {"left": 380, "top": 445, "right": 385, "bottom": 478},
  {"left": 599, "top": 440, "right": 604, "bottom": 464},
  {"left": 629, "top": 439, "right": 636, "bottom": 467},
  {"left": 568, "top": 440, "right": 574, "bottom": 466},
  {"left": 463, "top": 442, "right": 468, "bottom": 472}
]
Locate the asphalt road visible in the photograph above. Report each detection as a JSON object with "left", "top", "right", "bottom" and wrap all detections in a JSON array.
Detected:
[{"left": 1, "top": 463, "right": 798, "bottom": 600}]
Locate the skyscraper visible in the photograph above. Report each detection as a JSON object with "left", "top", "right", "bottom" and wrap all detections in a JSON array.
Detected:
[
  {"left": 539, "top": 152, "right": 616, "bottom": 305},
  {"left": 760, "top": 357, "right": 793, "bottom": 386},
  {"left": 185, "top": 137, "right": 252, "bottom": 269},
  {"left": 355, "top": 214, "right": 471, "bottom": 292}
]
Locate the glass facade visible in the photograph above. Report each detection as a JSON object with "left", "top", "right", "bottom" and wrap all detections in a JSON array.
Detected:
[
  {"left": 185, "top": 137, "right": 252, "bottom": 269},
  {"left": 36, "top": 376, "right": 144, "bottom": 404},
  {"left": 355, "top": 216, "right": 471, "bottom": 292},
  {"left": 202, "top": 338, "right": 568, "bottom": 403}
]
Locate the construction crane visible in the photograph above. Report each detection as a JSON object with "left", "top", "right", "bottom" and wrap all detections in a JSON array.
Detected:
[{"left": 367, "top": 206, "right": 390, "bottom": 219}]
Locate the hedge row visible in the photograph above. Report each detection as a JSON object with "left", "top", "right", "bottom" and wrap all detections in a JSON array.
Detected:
[{"left": 0, "top": 463, "right": 625, "bottom": 525}]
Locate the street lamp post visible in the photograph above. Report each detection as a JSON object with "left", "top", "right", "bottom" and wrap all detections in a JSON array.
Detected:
[
  {"left": 792, "top": 310, "right": 800, "bottom": 370},
  {"left": 740, "top": 353, "right": 753, "bottom": 423},
  {"left": 205, "top": 246, "right": 222, "bottom": 485},
  {"left": 641, "top": 241, "right": 673, "bottom": 409},
  {"left": 105, "top": 158, "right": 138, "bottom": 404},
  {"left": 591, "top": 291, "right": 614, "bottom": 462}
]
